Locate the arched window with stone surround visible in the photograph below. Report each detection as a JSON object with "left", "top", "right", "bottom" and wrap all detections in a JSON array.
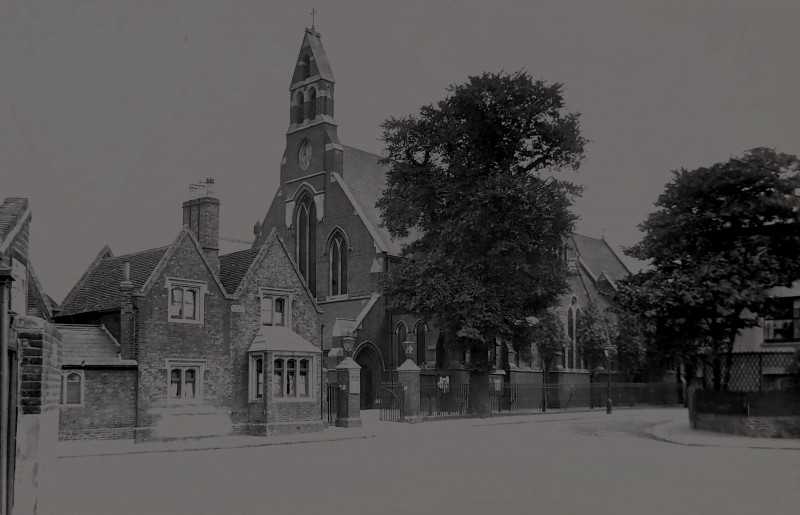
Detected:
[
  {"left": 328, "top": 229, "right": 348, "bottom": 297},
  {"left": 295, "top": 194, "right": 316, "bottom": 295},
  {"left": 295, "top": 91, "right": 305, "bottom": 123},
  {"left": 307, "top": 87, "right": 316, "bottom": 120}
]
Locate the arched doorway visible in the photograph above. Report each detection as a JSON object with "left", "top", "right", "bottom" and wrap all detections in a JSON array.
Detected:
[{"left": 353, "top": 341, "right": 384, "bottom": 410}]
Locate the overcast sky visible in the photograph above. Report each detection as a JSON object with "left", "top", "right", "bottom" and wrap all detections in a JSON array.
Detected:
[{"left": 2, "top": 0, "right": 799, "bottom": 303}]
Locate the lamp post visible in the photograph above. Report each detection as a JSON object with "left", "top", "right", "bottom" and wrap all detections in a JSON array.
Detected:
[{"left": 604, "top": 348, "right": 612, "bottom": 414}]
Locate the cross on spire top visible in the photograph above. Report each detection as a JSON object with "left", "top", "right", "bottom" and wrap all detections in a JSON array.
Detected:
[{"left": 310, "top": 7, "right": 317, "bottom": 30}]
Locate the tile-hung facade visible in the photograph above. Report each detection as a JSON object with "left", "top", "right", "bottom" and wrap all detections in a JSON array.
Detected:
[
  {"left": 54, "top": 182, "right": 323, "bottom": 440},
  {"left": 254, "top": 28, "right": 637, "bottom": 406}
]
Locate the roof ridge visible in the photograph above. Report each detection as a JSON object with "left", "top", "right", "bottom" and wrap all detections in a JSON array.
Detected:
[
  {"left": 106, "top": 245, "right": 172, "bottom": 261},
  {"left": 228, "top": 228, "right": 277, "bottom": 298}
]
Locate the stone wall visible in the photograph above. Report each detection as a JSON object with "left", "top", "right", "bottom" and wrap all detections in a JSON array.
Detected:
[{"left": 12, "top": 316, "right": 62, "bottom": 515}]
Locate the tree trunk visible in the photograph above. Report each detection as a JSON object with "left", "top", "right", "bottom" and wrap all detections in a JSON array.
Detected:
[
  {"left": 722, "top": 342, "right": 734, "bottom": 391},
  {"left": 712, "top": 356, "right": 722, "bottom": 391}
]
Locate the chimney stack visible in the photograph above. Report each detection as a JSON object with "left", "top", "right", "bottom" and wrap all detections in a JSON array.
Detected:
[
  {"left": 183, "top": 178, "right": 220, "bottom": 275},
  {"left": 119, "top": 259, "right": 136, "bottom": 359}
]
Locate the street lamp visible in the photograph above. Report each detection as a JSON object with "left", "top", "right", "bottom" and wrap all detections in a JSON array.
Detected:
[{"left": 603, "top": 348, "right": 612, "bottom": 414}]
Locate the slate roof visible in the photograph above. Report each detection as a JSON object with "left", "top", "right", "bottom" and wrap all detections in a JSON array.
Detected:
[
  {"left": 58, "top": 246, "right": 169, "bottom": 316},
  {"left": 0, "top": 197, "right": 30, "bottom": 252},
  {"left": 571, "top": 234, "right": 631, "bottom": 282},
  {"left": 341, "top": 146, "right": 419, "bottom": 256},
  {"left": 247, "top": 325, "right": 321, "bottom": 354},
  {"left": 219, "top": 247, "right": 261, "bottom": 294},
  {"left": 55, "top": 324, "right": 137, "bottom": 366}
]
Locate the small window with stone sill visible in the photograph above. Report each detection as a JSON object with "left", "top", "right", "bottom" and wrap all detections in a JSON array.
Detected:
[
  {"left": 261, "top": 289, "right": 293, "bottom": 327},
  {"left": 165, "top": 278, "right": 207, "bottom": 324},
  {"left": 272, "top": 356, "right": 313, "bottom": 401},
  {"left": 60, "top": 371, "right": 84, "bottom": 406},
  {"left": 166, "top": 359, "right": 205, "bottom": 402}
]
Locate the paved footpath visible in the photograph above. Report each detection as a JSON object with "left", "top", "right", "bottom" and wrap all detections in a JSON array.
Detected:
[{"left": 56, "top": 407, "right": 800, "bottom": 458}]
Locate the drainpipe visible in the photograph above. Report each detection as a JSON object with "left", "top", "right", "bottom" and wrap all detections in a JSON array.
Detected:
[
  {"left": 0, "top": 268, "right": 13, "bottom": 515},
  {"left": 320, "top": 324, "right": 324, "bottom": 421}
]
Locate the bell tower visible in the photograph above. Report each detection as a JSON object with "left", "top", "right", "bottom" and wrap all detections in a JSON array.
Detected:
[
  {"left": 277, "top": 27, "right": 344, "bottom": 297},
  {"left": 280, "top": 28, "right": 343, "bottom": 208}
]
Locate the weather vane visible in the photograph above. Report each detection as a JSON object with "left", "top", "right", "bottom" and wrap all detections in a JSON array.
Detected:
[{"left": 311, "top": 7, "right": 317, "bottom": 30}]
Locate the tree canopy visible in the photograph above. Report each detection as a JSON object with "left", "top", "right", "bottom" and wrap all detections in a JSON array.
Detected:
[
  {"left": 618, "top": 148, "right": 800, "bottom": 389},
  {"left": 377, "top": 71, "right": 587, "bottom": 369}
]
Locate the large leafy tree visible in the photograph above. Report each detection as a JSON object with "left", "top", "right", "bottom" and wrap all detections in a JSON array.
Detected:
[
  {"left": 377, "top": 71, "right": 586, "bottom": 415},
  {"left": 575, "top": 301, "right": 612, "bottom": 373},
  {"left": 619, "top": 148, "right": 800, "bottom": 390}
]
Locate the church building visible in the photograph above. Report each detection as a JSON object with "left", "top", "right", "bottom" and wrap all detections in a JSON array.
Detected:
[{"left": 254, "top": 28, "right": 635, "bottom": 406}]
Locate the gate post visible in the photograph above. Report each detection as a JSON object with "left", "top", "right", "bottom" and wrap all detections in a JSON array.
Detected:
[
  {"left": 335, "top": 358, "right": 362, "bottom": 428},
  {"left": 397, "top": 360, "right": 420, "bottom": 422},
  {"left": 11, "top": 316, "right": 62, "bottom": 515}
]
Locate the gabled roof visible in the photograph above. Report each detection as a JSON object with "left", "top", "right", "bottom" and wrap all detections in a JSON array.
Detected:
[
  {"left": 57, "top": 227, "right": 229, "bottom": 317},
  {"left": 219, "top": 246, "right": 262, "bottom": 294},
  {"left": 339, "top": 146, "right": 419, "bottom": 256},
  {"left": 57, "top": 246, "right": 169, "bottom": 316},
  {"left": 0, "top": 197, "right": 31, "bottom": 255},
  {"left": 26, "top": 263, "right": 54, "bottom": 320},
  {"left": 55, "top": 324, "right": 137, "bottom": 366},
  {"left": 571, "top": 234, "right": 631, "bottom": 284}
]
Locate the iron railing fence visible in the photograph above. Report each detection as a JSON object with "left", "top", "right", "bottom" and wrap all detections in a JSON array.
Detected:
[
  {"left": 379, "top": 383, "right": 405, "bottom": 422},
  {"left": 420, "top": 384, "right": 470, "bottom": 417},
  {"left": 489, "top": 382, "right": 681, "bottom": 414},
  {"left": 326, "top": 383, "right": 340, "bottom": 425},
  {"left": 699, "top": 351, "right": 796, "bottom": 392}
]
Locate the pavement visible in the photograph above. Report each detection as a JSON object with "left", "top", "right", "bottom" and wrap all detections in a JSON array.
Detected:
[{"left": 56, "top": 406, "right": 800, "bottom": 458}]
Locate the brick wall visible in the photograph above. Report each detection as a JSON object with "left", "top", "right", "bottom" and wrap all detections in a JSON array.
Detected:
[
  {"left": 692, "top": 412, "right": 800, "bottom": 438},
  {"left": 58, "top": 368, "right": 136, "bottom": 440},
  {"left": 135, "top": 235, "right": 231, "bottom": 428},
  {"left": 228, "top": 238, "right": 322, "bottom": 428},
  {"left": 14, "top": 316, "right": 62, "bottom": 416},
  {"left": 11, "top": 315, "right": 63, "bottom": 515}
]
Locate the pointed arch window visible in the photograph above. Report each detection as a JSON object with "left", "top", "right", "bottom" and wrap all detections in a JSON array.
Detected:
[
  {"left": 295, "top": 195, "right": 317, "bottom": 295},
  {"left": 307, "top": 87, "right": 317, "bottom": 120},
  {"left": 301, "top": 55, "right": 311, "bottom": 81},
  {"left": 329, "top": 230, "right": 348, "bottom": 298}
]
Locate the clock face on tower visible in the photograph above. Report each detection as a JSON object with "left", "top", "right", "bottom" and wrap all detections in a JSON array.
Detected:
[{"left": 298, "top": 139, "right": 312, "bottom": 170}]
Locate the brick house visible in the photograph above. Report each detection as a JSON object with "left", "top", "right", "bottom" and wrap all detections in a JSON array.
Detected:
[
  {"left": 254, "top": 28, "right": 639, "bottom": 407},
  {"left": 54, "top": 184, "right": 323, "bottom": 440},
  {"left": 1, "top": 197, "right": 63, "bottom": 514}
]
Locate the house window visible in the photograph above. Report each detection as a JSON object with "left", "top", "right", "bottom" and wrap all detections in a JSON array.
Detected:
[
  {"left": 764, "top": 297, "right": 800, "bottom": 342},
  {"left": 273, "top": 357, "right": 314, "bottom": 400},
  {"left": 328, "top": 230, "right": 348, "bottom": 297},
  {"left": 250, "top": 355, "right": 264, "bottom": 401},
  {"left": 61, "top": 371, "right": 84, "bottom": 405},
  {"left": 261, "top": 290, "right": 292, "bottom": 327},
  {"left": 165, "top": 278, "right": 206, "bottom": 324},
  {"left": 295, "top": 195, "right": 317, "bottom": 294},
  {"left": 165, "top": 359, "right": 205, "bottom": 401}
]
